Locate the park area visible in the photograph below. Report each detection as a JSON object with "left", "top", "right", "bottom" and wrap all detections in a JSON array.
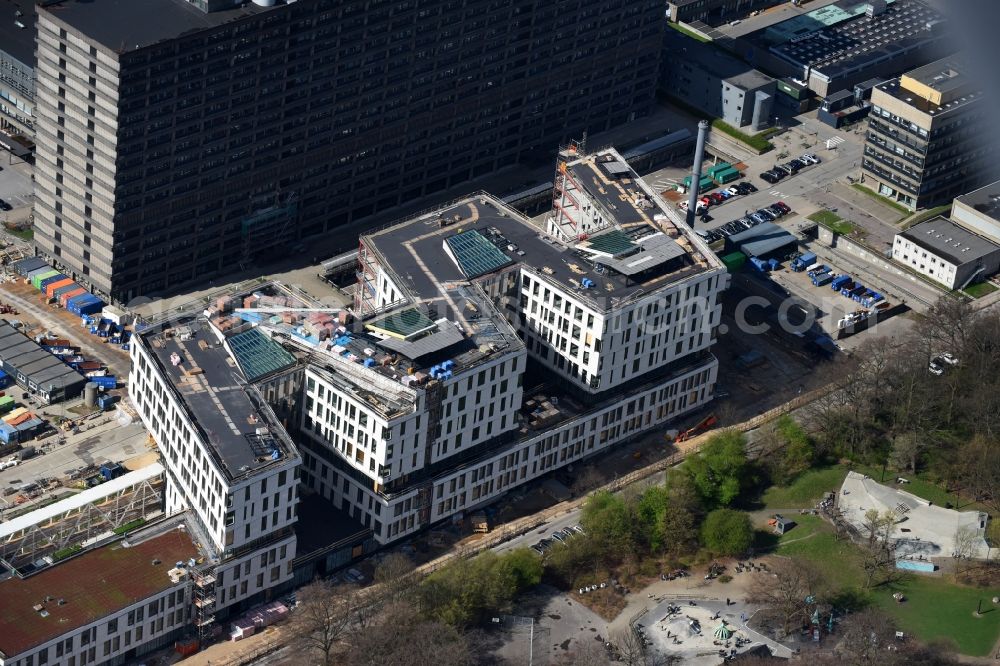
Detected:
[{"left": 758, "top": 464, "right": 1000, "bottom": 657}]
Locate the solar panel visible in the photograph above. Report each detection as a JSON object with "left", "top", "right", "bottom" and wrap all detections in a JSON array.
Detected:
[
  {"left": 586, "top": 229, "right": 639, "bottom": 257},
  {"left": 228, "top": 328, "right": 297, "bottom": 382},
  {"left": 445, "top": 230, "right": 513, "bottom": 279}
]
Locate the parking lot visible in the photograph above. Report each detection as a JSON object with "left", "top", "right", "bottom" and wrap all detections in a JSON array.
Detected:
[{"left": 0, "top": 159, "right": 33, "bottom": 211}]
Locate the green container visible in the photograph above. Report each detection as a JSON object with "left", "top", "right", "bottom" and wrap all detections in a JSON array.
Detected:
[
  {"left": 721, "top": 252, "right": 747, "bottom": 272},
  {"left": 0, "top": 396, "right": 15, "bottom": 413},
  {"left": 707, "top": 162, "right": 732, "bottom": 178},
  {"left": 31, "top": 270, "right": 58, "bottom": 290},
  {"left": 714, "top": 168, "right": 741, "bottom": 184}
]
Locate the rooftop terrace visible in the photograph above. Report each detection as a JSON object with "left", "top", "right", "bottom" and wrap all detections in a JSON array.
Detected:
[
  {"left": 140, "top": 318, "right": 298, "bottom": 481},
  {"left": 0, "top": 523, "right": 197, "bottom": 658}
]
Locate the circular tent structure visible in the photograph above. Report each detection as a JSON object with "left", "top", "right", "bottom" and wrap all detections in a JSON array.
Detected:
[{"left": 714, "top": 621, "right": 733, "bottom": 640}]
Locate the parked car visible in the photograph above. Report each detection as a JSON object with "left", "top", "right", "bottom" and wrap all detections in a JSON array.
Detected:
[
  {"left": 788, "top": 158, "right": 806, "bottom": 170},
  {"left": 0, "top": 199, "right": 11, "bottom": 212},
  {"left": 709, "top": 192, "right": 725, "bottom": 204},
  {"left": 700, "top": 213, "right": 713, "bottom": 223},
  {"left": 801, "top": 153, "right": 820, "bottom": 164},
  {"left": 756, "top": 208, "right": 776, "bottom": 221},
  {"left": 749, "top": 212, "right": 768, "bottom": 224},
  {"left": 928, "top": 360, "right": 944, "bottom": 376},
  {"left": 551, "top": 531, "right": 567, "bottom": 543},
  {"left": 772, "top": 201, "right": 791, "bottom": 214},
  {"left": 760, "top": 172, "right": 779, "bottom": 184},
  {"left": 696, "top": 229, "right": 712, "bottom": 240},
  {"left": 345, "top": 568, "right": 366, "bottom": 584},
  {"left": 726, "top": 186, "right": 741, "bottom": 196},
  {"left": 741, "top": 182, "right": 758, "bottom": 193},
  {"left": 776, "top": 164, "right": 795, "bottom": 176},
  {"left": 766, "top": 205, "right": 785, "bottom": 218}
]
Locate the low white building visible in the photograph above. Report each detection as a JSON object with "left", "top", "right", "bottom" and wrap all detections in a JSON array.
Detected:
[
  {"left": 0, "top": 523, "right": 198, "bottom": 666},
  {"left": 892, "top": 217, "right": 1000, "bottom": 290}
]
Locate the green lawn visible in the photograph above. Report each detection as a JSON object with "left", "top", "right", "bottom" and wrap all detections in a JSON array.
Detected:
[
  {"left": 963, "top": 282, "right": 998, "bottom": 299},
  {"left": 668, "top": 22, "right": 710, "bottom": 43},
  {"left": 872, "top": 576, "right": 1000, "bottom": 656},
  {"left": 807, "top": 210, "right": 854, "bottom": 235},
  {"left": 770, "top": 513, "right": 1000, "bottom": 654},
  {"left": 5, "top": 227, "right": 33, "bottom": 241},
  {"left": 760, "top": 465, "right": 847, "bottom": 510},
  {"left": 850, "top": 183, "right": 911, "bottom": 216}
]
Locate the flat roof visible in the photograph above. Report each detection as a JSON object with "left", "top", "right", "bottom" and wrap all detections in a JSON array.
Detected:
[
  {"left": 39, "top": 0, "right": 271, "bottom": 53},
  {"left": 141, "top": 319, "right": 297, "bottom": 480},
  {"left": 367, "top": 192, "right": 707, "bottom": 313},
  {"left": 875, "top": 76, "right": 981, "bottom": 117},
  {"left": 756, "top": 0, "right": 946, "bottom": 80},
  {"left": 663, "top": 29, "right": 773, "bottom": 91},
  {"left": 954, "top": 180, "right": 1000, "bottom": 224},
  {"left": 0, "top": 320, "right": 87, "bottom": 394},
  {"left": 727, "top": 221, "right": 799, "bottom": 258},
  {"left": 0, "top": 0, "right": 36, "bottom": 66},
  {"left": 899, "top": 217, "right": 1000, "bottom": 265},
  {"left": 0, "top": 524, "right": 197, "bottom": 657}
]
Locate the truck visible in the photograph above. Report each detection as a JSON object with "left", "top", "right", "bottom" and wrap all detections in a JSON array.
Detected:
[
  {"left": 99, "top": 462, "right": 125, "bottom": 481},
  {"left": 791, "top": 252, "right": 817, "bottom": 272}
]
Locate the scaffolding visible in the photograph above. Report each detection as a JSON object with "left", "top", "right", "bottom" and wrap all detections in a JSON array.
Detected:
[{"left": 192, "top": 564, "right": 218, "bottom": 644}]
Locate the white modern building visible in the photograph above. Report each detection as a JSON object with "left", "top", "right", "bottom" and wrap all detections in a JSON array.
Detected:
[
  {"left": 125, "top": 149, "right": 728, "bottom": 550},
  {"left": 130, "top": 318, "right": 302, "bottom": 631}
]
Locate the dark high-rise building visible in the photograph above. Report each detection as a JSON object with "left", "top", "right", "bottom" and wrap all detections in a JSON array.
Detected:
[{"left": 32, "top": 0, "right": 663, "bottom": 302}]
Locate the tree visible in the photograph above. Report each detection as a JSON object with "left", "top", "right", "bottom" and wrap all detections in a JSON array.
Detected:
[
  {"left": 580, "top": 490, "right": 639, "bottom": 560},
  {"left": 951, "top": 525, "right": 979, "bottom": 574},
  {"left": 344, "top": 600, "right": 474, "bottom": 666},
  {"left": 661, "top": 471, "right": 703, "bottom": 558},
  {"left": 746, "top": 558, "right": 826, "bottom": 637},
  {"left": 290, "top": 579, "right": 361, "bottom": 666},
  {"left": 636, "top": 484, "right": 669, "bottom": 552},
  {"left": 683, "top": 430, "right": 749, "bottom": 507},
  {"left": 700, "top": 509, "right": 753, "bottom": 556},
  {"left": 374, "top": 552, "right": 416, "bottom": 603},
  {"left": 836, "top": 608, "right": 902, "bottom": 666},
  {"left": 888, "top": 432, "right": 924, "bottom": 475},
  {"left": 858, "top": 510, "right": 898, "bottom": 589}
]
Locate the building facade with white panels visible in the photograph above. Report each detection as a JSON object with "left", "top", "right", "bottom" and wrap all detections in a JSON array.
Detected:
[{"left": 129, "top": 319, "right": 301, "bottom": 616}]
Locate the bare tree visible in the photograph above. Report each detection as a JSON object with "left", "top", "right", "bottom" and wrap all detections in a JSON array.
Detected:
[
  {"left": 610, "top": 628, "right": 646, "bottom": 666},
  {"left": 888, "top": 432, "right": 923, "bottom": 475},
  {"left": 344, "top": 600, "right": 473, "bottom": 666},
  {"left": 553, "top": 640, "right": 613, "bottom": 666},
  {"left": 836, "top": 607, "right": 900, "bottom": 666},
  {"left": 952, "top": 526, "right": 979, "bottom": 574},
  {"left": 747, "top": 558, "right": 826, "bottom": 637},
  {"left": 290, "top": 579, "right": 361, "bottom": 666},
  {"left": 858, "top": 510, "right": 898, "bottom": 590},
  {"left": 373, "top": 552, "right": 416, "bottom": 603}
]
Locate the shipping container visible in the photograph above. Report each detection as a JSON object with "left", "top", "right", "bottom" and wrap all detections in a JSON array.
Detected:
[
  {"left": 830, "top": 275, "right": 852, "bottom": 290},
  {"left": 13, "top": 257, "right": 48, "bottom": 277},
  {"left": 60, "top": 287, "right": 87, "bottom": 307},
  {"left": 792, "top": 252, "right": 817, "bottom": 271},
  {"left": 91, "top": 375, "right": 117, "bottom": 390},
  {"left": 812, "top": 272, "right": 834, "bottom": 287},
  {"left": 38, "top": 274, "right": 66, "bottom": 293},
  {"left": 706, "top": 162, "right": 733, "bottom": 178},
  {"left": 0, "top": 396, "right": 14, "bottom": 413},
  {"left": 31, "top": 270, "right": 59, "bottom": 290},
  {"left": 713, "top": 167, "right": 741, "bottom": 184},
  {"left": 53, "top": 283, "right": 82, "bottom": 301},
  {"left": 27, "top": 268, "right": 57, "bottom": 287},
  {"left": 45, "top": 278, "right": 74, "bottom": 299},
  {"left": 101, "top": 306, "right": 131, "bottom": 326}
]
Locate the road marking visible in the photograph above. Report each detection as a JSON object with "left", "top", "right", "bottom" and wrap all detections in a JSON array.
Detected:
[{"left": 826, "top": 136, "right": 845, "bottom": 146}]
